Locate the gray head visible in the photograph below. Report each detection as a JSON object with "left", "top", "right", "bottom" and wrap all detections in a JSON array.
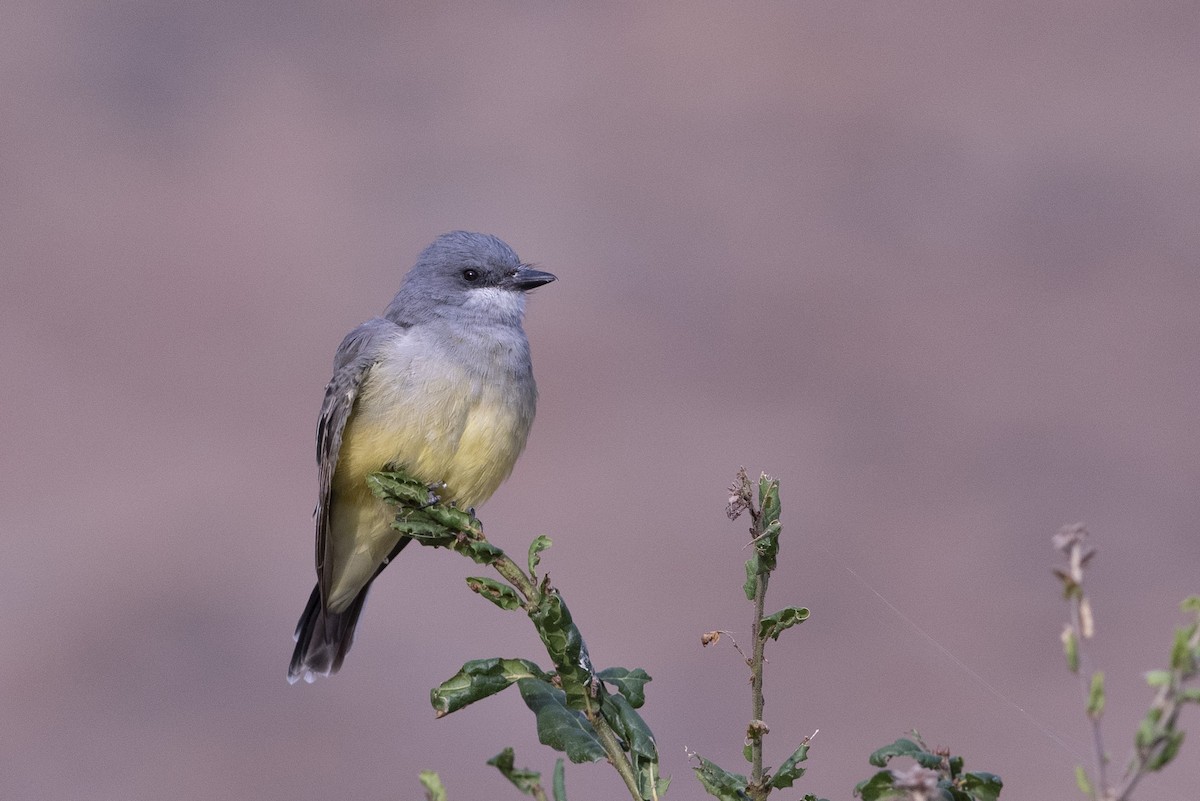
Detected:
[{"left": 384, "top": 231, "right": 555, "bottom": 325}]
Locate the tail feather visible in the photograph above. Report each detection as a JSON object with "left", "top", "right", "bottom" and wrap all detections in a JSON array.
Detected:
[
  {"left": 288, "top": 584, "right": 370, "bottom": 684},
  {"left": 289, "top": 536, "right": 411, "bottom": 683}
]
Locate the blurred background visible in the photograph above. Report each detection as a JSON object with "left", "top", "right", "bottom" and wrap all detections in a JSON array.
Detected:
[{"left": 3, "top": 2, "right": 1199, "bottom": 799}]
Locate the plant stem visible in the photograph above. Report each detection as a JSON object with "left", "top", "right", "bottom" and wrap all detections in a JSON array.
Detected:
[
  {"left": 490, "top": 551, "right": 538, "bottom": 602},
  {"left": 590, "top": 706, "right": 646, "bottom": 800},
  {"left": 489, "top": 550, "right": 645, "bottom": 801},
  {"left": 745, "top": 481, "right": 772, "bottom": 801},
  {"left": 750, "top": 567, "right": 770, "bottom": 788},
  {"left": 1068, "top": 592, "right": 1109, "bottom": 795}
]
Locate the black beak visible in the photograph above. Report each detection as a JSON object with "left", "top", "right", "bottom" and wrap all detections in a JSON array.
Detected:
[{"left": 512, "top": 266, "right": 557, "bottom": 291}]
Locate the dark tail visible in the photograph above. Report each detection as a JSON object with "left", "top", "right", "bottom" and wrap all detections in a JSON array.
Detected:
[
  {"left": 288, "top": 584, "right": 370, "bottom": 684},
  {"left": 288, "top": 536, "right": 411, "bottom": 684}
]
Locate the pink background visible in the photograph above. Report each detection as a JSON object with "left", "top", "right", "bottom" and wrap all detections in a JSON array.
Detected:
[{"left": 4, "top": 3, "right": 1199, "bottom": 799}]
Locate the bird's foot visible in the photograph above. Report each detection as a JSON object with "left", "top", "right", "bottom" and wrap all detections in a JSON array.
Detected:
[{"left": 424, "top": 481, "right": 447, "bottom": 507}]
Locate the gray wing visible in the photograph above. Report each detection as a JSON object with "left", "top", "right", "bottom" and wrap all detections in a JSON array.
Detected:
[{"left": 313, "top": 317, "right": 399, "bottom": 592}]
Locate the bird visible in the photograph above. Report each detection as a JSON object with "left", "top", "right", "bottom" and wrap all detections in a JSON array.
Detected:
[{"left": 288, "top": 231, "right": 556, "bottom": 684}]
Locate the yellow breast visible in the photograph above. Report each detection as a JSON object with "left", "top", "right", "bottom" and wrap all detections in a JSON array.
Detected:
[{"left": 336, "top": 357, "right": 533, "bottom": 509}]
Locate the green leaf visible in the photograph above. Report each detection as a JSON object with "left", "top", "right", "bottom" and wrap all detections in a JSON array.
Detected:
[
  {"left": 744, "top": 555, "right": 759, "bottom": 600},
  {"left": 1181, "top": 595, "right": 1200, "bottom": 615},
  {"left": 758, "top": 606, "right": 811, "bottom": 641},
  {"left": 960, "top": 771, "right": 1003, "bottom": 801},
  {"left": 487, "top": 747, "right": 543, "bottom": 795},
  {"left": 1146, "top": 730, "right": 1184, "bottom": 771},
  {"left": 853, "top": 770, "right": 897, "bottom": 801},
  {"left": 370, "top": 470, "right": 496, "bottom": 555},
  {"left": 1181, "top": 688, "right": 1200, "bottom": 703},
  {"left": 1170, "top": 626, "right": 1195, "bottom": 673},
  {"left": 528, "top": 591, "right": 594, "bottom": 708},
  {"left": 466, "top": 576, "right": 523, "bottom": 610},
  {"left": 430, "top": 658, "right": 549, "bottom": 717},
  {"left": 1145, "top": 669, "right": 1171, "bottom": 687},
  {"left": 1086, "top": 671, "right": 1105, "bottom": 720},
  {"left": 758, "top": 474, "right": 781, "bottom": 523},
  {"left": 528, "top": 535, "right": 552, "bottom": 577},
  {"left": 1135, "top": 708, "right": 1163, "bottom": 749},
  {"left": 418, "top": 770, "right": 446, "bottom": 801},
  {"left": 692, "top": 753, "right": 749, "bottom": 801},
  {"left": 1062, "top": 627, "right": 1079, "bottom": 673},
  {"left": 1074, "top": 764, "right": 1093, "bottom": 796},
  {"left": 367, "top": 470, "right": 435, "bottom": 507},
  {"left": 552, "top": 758, "right": 567, "bottom": 801},
  {"left": 602, "top": 693, "right": 660, "bottom": 799},
  {"left": 602, "top": 693, "right": 657, "bottom": 761},
  {"left": 754, "top": 475, "right": 782, "bottom": 571},
  {"left": 597, "top": 667, "right": 652, "bottom": 708},
  {"left": 743, "top": 743, "right": 753, "bottom": 763},
  {"left": 517, "top": 679, "right": 606, "bottom": 764},
  {"left": 770, "top": 741, "right": 811, "bottom": 789},
  {"left": 392, "top": 515, "right": 459, "bottom": 546},
  {"left": 460, "top": 539, "right": 504, "bottom": 565},
  {"left": 1053, "top": 568, "right": 1082, "bottom": 600},
  {"left": 421, "top": 500, "right": 479, "bottom": 532},
  {"left": 867, "top": 738, "right": 925, "bottom": 768}
]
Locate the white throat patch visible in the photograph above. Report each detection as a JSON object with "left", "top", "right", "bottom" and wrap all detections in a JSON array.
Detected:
[{"left": 463, "top": 286, "right": 526, "bottom": 323}]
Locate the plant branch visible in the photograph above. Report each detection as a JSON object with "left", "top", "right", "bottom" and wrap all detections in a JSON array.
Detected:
[
  {"left": 1055, "top": 524, "right": 1200, "bottom": 801},
  {"left": 368, "top": 469, "right": 651, "bottom": 801},
  {"left": 749, "top": 549, "right": 770, "bottom": 790},
  {"left": 1055, "top": 523, "right": 1109, "bottom": 794}
]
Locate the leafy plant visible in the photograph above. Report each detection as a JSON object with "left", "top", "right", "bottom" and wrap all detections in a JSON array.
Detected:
[
  {"left": 853, "top": 735, "right": 1001, "bottom": 801},
  {"left": 368, "top": 470, "right": 664, "bottom": 800},
  {"left": 1054, "top": 524, "right": 1200, "bottom": 800},
  {"left": 691, "top": 468, "right": 823, "bottom": 801}
]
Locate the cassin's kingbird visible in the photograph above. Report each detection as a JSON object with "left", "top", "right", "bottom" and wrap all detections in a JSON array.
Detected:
[{"left": 288, "top": 231, "right": 555, "bottom": 684}]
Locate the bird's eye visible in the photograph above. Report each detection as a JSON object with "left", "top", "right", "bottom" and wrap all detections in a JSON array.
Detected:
[{"left": 462, "top": 269, "right": 480, "bottom": 282}]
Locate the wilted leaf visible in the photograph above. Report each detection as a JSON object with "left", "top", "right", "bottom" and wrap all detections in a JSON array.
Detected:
[
  {"left": 466, "top": 576, "right": 522, "bottom": 610},
  {"left": 430, "top": 658, "right": 548, "bottom": 717},
  {"left": 529, "top": 535, "right": 552, "bottom": 577},
  {"left": 758, "top": 606, "right": 811, "bottom": 641}
]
